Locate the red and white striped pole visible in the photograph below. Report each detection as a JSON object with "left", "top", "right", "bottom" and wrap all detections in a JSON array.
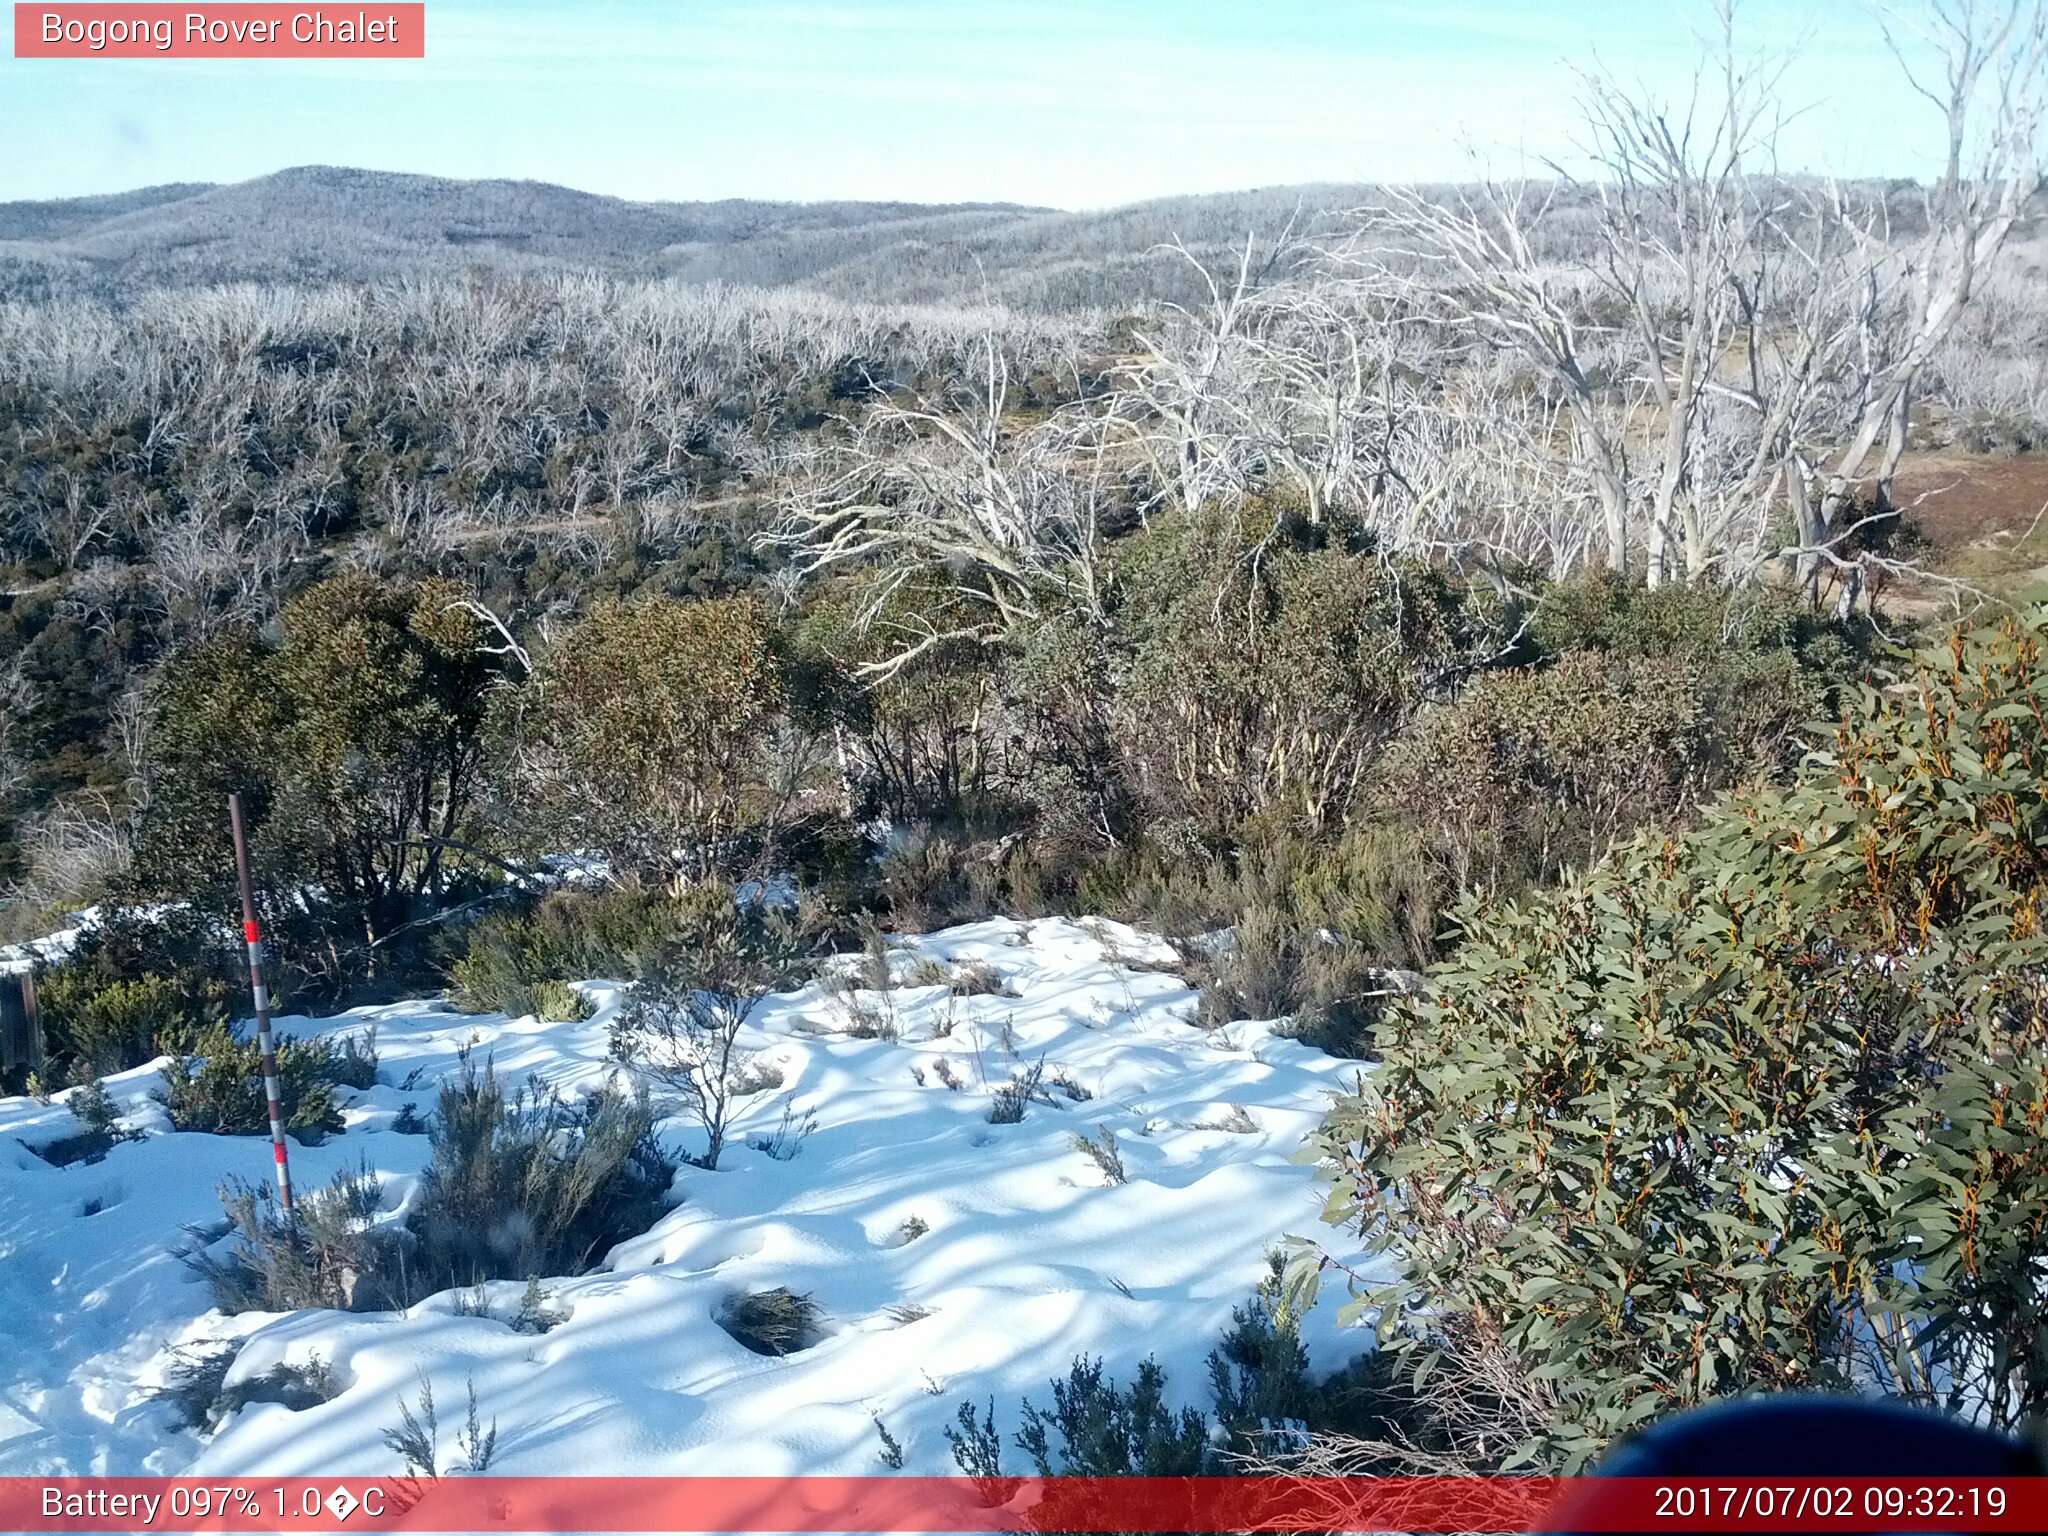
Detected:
[{"left": 228, "top": 792, "right": 294, "bottom": 1217}]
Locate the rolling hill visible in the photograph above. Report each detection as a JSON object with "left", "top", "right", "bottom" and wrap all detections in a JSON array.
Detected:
[{"left": 0, "top": 165, "right": 1376, "bottom": 309}]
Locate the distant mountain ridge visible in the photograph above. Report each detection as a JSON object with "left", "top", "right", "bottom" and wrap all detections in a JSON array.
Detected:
[{"left": 0, "top": 165, "right": 1379, "bottom": 310}]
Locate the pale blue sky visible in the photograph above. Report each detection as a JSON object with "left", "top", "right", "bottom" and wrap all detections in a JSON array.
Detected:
[{"left": 0, "top": 1, "right": 1937, "bottom": 207}]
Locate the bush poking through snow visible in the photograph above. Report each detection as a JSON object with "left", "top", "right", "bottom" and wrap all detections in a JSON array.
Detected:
[
  {"left": 153, "top": 1342, "right": 241, "bottom": 1431},
  {"left": 452, "top": 1285, "right": 493, "bottom": 1319},
  {"left": 1200, "top": 1104, "right": 1258, "bottom": 1135},
  {"left": 194, "top": 1162, "right": 393, "bottom": 1314},
  {"left": 407, "top": 1054, "right": 675, "bottom": 1291},
  {"left": 1016, "top": 1356, "right": 1210, "bottom": 1476},
  {"left": 1207, "top": 1299, "right": 1313, "bottom": 1452},
  {"left": 382, "top": 1372, "right": 495, "bottom": 1477},
  {"left": 1069, "top": 1125, "right": 1126, "bottom": 1185},
  {"left": 610, "top": 893, "right": 811, "bottom": 1170},
  {"left": 829, "top": 985, "right": 900, "bottom": 1041},
  {"left": 874, "top": 1417, "right": 906, "bottom": 1469},
  {"left": 719, "top": 1287, "right": 822, "bottom": 1356},
  {"left": 948, "top": 1357, "right": 1215, "bottom": 1477},
  {"left": 514, "top": 1276, "right": 568, "bottom": 1334},
  {"left": 157, "top": 1024, "right": 377, "bottom": 1140},
  {"left": 1048, "top": 1067, "right": 1092, "bottom": 1102},
  {"left": 951, "top": 1280, "right": 1397, "bottom": 1479},
  {"left": 214, "top": 1358, "right": 343, "bottom": 1429},
  {"left": 198, "top": 1058, "right": 672, "bottom": 1313},
  {"left": 745, "top": 1099, "right": 817, "bottom": 1161},
  {"left": 1192, "top": 903, "right": 1383, "bottom": 1057},
  {"left": 986, "top": 1058, "right": 1051, "bottom": 1124},
  {"left": 154, "top": 1345, "right": 345, "bottom": 1436},
  {"left": 527, "top": 980, "right": 594, "bottom": 1024},
  {"left": 38, "top": 1078, "right": 141, "bottom": 1166},
  {"left": 896, "top": 1214, "right": 930, "bottom": 1244},
  {"left": 948, "top": 960, "right": 1013, "bottom": 997},
  {"left": 383, "top": 1372, "right": 439, "bottom": 1477},
  {"left": 729, "top": 1056, "right": 786, "bottom": 1095},
  {"left": 327, "top": 1028, "right": 380, "bottom": 1090},
  {"left": 859, "top": 925, "right": 893, "bottom": 990},
  {"left": 943, "top": 1399, "right": 1005, "bottom": 1492},
  {"left": 457, "top": 1379, "right": 498, "bottom": 1472}
]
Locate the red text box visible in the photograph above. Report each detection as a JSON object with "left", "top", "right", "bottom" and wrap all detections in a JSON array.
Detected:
[
  {"left": 6, "top": 1476, "right": 2048, "bottom": 1533},
  {"left": 14, "top": 4, "right": 424, "bottom": 57}
]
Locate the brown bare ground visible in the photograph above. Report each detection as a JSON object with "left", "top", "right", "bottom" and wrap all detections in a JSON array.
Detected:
[
  {"left": 1894, "top": 452, "right": 2048, "bottom": 548},
  {"left": 1887, "top": 450, "right": 2048, "bottom": 607}
]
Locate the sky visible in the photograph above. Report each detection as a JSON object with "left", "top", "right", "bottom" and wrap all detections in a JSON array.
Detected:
[{"left": 0, "top": 0, "right": 1948, "bottom": 208}]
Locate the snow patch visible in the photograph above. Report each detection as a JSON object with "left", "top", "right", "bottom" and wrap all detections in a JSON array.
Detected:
[{"left": 0, "top": 916, "right": 1384, "bottom": 1475}]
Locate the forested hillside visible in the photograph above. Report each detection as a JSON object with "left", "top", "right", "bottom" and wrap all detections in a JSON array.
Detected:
[{"left": 0, "top": 166, "right": 1372, "bottom": 307}]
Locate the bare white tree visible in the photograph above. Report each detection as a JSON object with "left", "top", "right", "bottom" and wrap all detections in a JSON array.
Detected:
[
  {"left": 1345, "top": 0, "right": 2045, "bottom": 596},
  {"left": 772, "top": 336, "right": 1109, "bottom": 680},
  {"left": 1798, "top": 0, "right": 2047, "bottom": 600}
]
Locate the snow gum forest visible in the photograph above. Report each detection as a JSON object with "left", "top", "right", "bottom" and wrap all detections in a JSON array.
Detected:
[{"left": 3, "top": 1, "right": 2048, "bottom": 1484}]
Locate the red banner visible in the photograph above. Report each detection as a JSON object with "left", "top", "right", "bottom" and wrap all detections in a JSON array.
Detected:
[
  {"left": 13, "top": 5, "right": 424, "bottom": 58},
  {"left": 6, "top": 1476, "right": 2047, "bottom": 1532}
]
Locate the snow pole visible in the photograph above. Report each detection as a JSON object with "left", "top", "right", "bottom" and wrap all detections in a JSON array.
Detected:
[{"left": 228, "top": 792, "right": 295, "bottom": 1218}]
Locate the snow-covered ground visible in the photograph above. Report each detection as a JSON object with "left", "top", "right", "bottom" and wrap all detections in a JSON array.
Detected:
[{"left": 0, "top": 916, "right": 1376, "bottom": 1476}]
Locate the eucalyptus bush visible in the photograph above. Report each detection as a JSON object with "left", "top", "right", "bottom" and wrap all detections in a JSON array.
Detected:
[{"left": 1306, "top": 609, "right": 2048, "bottom": 1470}]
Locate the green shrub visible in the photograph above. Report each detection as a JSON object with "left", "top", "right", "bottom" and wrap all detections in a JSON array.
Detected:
[
  {"left": 949, "top": 1274, "right": 1410, "bottom": 1485},
  {"left": 1193, "top": 900, "right": 1386, "bottom": 1054},
  {"left": 1101, "top": 510, "right": 1497, "bottom": 839},
  {"left": 201, "top": 1058, "right": 674, "bottom": 1313},
  {"left": 133, "top": 575, "right": 502, "bottom": 966},
  {"left": 949, "top": 1356, "right": 1209, "bottom": 1478},
  {"left": 1376, "top": 650, "right": 1723, "bottom": 899},
  {"left": 447, "top": 888, "right": 686, "bottom": 1013},
  {"left": 405, "top": 1054, "right": 675, "bottom": 1290},
  {"left": 1207, "top": 1299, "right": 1312, "bottom": 1445},
  {"left": 1080, "top": 820, "right": 1440, "bottom": 1001},
  {"left": 1020, "top": 1356, "right": 1210, "bottom": 1476},
  {"left": 157, "top": 1023, "right": 376, "bottom": 1140},
  {"left": 1275, "top": 820, "right": 1439, "bottom": 974},
  {"left": 1529, "top": 571, "right": 1862, "bottom": 686},
  {"left": 1368, "top": 576, "right": 1868, "bottom": 906},
  {"left": 528, "top": 980, "right": 594, "bottom": 1023},
  {"left": 34, "top": 967, "right": 231, "bottom": 1076},
  {"left": 1308, "top": 608, "right": 2048, "bottom": 1469},
  {"left": 518, "top": 594, "right": 791, "bottom": 890}
]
